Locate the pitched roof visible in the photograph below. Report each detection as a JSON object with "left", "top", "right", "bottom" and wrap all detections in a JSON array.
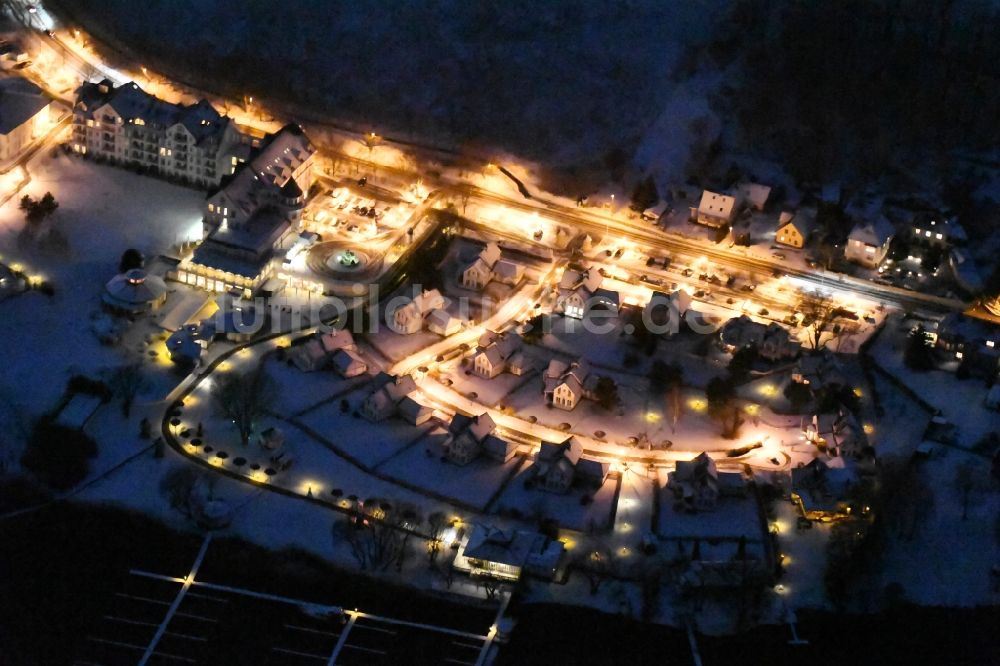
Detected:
[
  {"left": 0, "top": 76, "right": 49, "bottom": 134},
  {"left": 848, "top": 217, "right": 894, "bottom": 246},
  {"left": 698, "top": 190, "right": 737, "bottom": 219}
]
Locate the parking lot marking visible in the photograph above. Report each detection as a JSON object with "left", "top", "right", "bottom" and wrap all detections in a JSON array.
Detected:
[
  {"left": 103, "top": 615, "right": 158, "bottom": 628},
  {"left": 115, "top": 592, "right": 170, "bottom": 606},
  {"left": 325, "top": 613, "right": 357, "bottom": 666},
  {"left": 272, "top": 646, "right": 329, "bottom": 660},
  {"left": 286, "top": 623, "right": 339, "bottom": 638},
  {"left": 136, "top": 533, "right": 212, "bottom": 666},
  {"left": 175, "top": 610, "right": 217, "bottom": 622}
]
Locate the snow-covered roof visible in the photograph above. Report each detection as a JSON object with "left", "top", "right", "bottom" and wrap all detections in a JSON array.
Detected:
[
  {"left": 397, "top": 395, "right": 432, "bottom": 424},
  {"left": 738, "top": 182, "right": 771, "bottom": 210},
  {"left": 697, "top": 190, "right": 737, "bottom": 220},
  {"left": 559, "top": 267, "right": 603, "bottom": 294},
  {"left": 776, "top": 210, "right": 815, "bottom": 236},
  {"left": 463, "top": 526, "right": 551, "bottom": 569},
  {"left": 103, "top": 269, "right": 167, "bottom": 310},
  {"left": 0, "top": 76, "right": 49, "bottom": 135},
  {"left": 331, "top": 347, "right": 366, "bottom": 375},
  {"left": 319, "top": 328, "right": 355, "bottom": 353},
  {"left": 848, "top": 217, "right": 894, "bottom": 247}
]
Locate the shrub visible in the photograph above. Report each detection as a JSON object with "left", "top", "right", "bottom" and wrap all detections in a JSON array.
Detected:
[{"left": 21, "top": 420, "right": 98, "bottom": 490}]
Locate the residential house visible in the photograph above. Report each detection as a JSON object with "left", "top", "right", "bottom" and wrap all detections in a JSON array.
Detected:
[
  {"left": 791, "top": 458, "right": 859, "bottom": 521},
  {"left": 668, "top": 452, "right": 749, "bottom": 512},
  {"left": 426, "top": 308, "right": 462, "bottom": 336},
  {"left": 392, "top": 289, "right": 445, "bottom": 334},
  {"left": 176, "top": 124, "right": 315, "bottom": 295},
  {"left": 533, "top": 438, "right": 609, "bottom": 493},
  {"left": 775, "top": 211, "right": 815, "bottom": 249},
  {"left": 290, "top": 328, "right": 359, "bottom": 373},
  {"left": 935, "top": 312, "right": 1000, "bottom": 377},
  {"left": 460, "top": 242, "right": 524, "bottom": 290},
  {"left": 911, "top": 214, "right": 966, "bottom": 249},
  {"left": 73, "top": 79, "right": 250, "bottom": 187},
  {"left": 692, "top": 190, "right": 740, "bottom": 228},
  {"left": 719, "top": 315, "right": 800, "bottom": 361},
  {"left": 471, "top": 330, "right": 530, "bottom": 378},
  {"left": 543, "top": 358, "right": 600, "bottom": 411},
  {"left": 361, "top": 374, "right": 417, "bottom": 422},
  {"left": 397, "top": 395, "right": 434, "bottom": 426},
  {"left": 454, "top": 525, "right": 564, "bottom": 581},
  {"left": 738, "top": 182, "right": 771, "bottom": 211},
  {"left": 444, "top": 412, "right": 500, "bottom": 465},
  {"left": 791, "top": 351, "right": 847, "bottom": 389},
  {"left": 803, "top": 409, "right": 864, "bottom": 458},
  {"left": 556, "top": 268, "right": 618, "bottom": 319},
  {"left": 331, "top": 348, "right": 367, "bottom": 378},
  {"left": 0, "top": 76, "right": 51, "bottom": 163},
  {"left": 845, "top": 217, "right": 894, "bottom": 268},
  {"left": 643, "top": 289, "right": 692, "bottom": 334}
]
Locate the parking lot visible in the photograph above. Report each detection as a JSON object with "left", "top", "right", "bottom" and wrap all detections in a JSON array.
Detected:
[{"left": 76, "top": 568, "right": 493, "bottom": 666}]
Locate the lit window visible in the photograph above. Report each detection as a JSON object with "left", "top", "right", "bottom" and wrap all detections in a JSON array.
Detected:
[
  {"left": 208, "top": 203, "right": 214, "bottom": 213},
  {"left": 159, "top": 147, "right": 167, "bottom": 156},
  {"left": 231, "top": 156, "right": 238, "bottom": 165},
  {"left": 134, "top": 118, "right": 145, "bottom": 126},
  {"left": 925, "top": 230, "right": 931, "bottom": 237},
  {"left": 86, "top": 119, "right": 94, "bottom": 128},
  {"left": 914, "top": 228, "right": 921, "bottom": 235},
  {"left": 223, "top": 207, "right": 228, "bottom": 216},
  {"left": 988, "top": 341, "right": 995, "bottom": 348},
  {"left": 956, "top": 351, "right": 963, "bottom": 360},
  {"left": 935, "top": 233, "right": 943, "bottom": 240},
  {"left": 865, "top": 246, "right": 875, "bottom": 254}
]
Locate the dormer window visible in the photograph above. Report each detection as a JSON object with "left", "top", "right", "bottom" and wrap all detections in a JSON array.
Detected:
[{"left": 134, "top": 118, "right": 145, "bottom": 126}]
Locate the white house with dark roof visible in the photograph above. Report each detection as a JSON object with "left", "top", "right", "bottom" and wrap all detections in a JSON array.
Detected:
[
  {"left": 73, "top": 79, "right": 249, "bottom": 187},
  {"left": 556, "top": 268, "right": 618, "bottom": 319},
  {"left": 361, "top": 374, "right": 417, "bottom": 422},
  {"left": 543, "top": 358, "right": 600, "bottom": 411},
  {"left": 444, "top": 412, "right": 502, "bottom": 465},
  {"left": 534, "top": 438, "right": 609, "bottom": 493},
  {"left": 738, "top": 182, "right": 771, "bottom": 211},
  {"left": 845, "top": 217, "right": 894, "bottom": 268},
  {"left": 0, "top": 76, "right": 51, "bottom": 163},
  {"left": 461, "top": 242, "right": 523, "bottom": 290},
  {"left": 392, "top": 288, "right": 446, "bottom": 334},
  {"left": 693, "top": 190, "right": 740, "bottom": 227},
  {"left": 668, "top": 452, "right": 748, "bottom": 512},
  {"left": 471, "top": 330, "right": 530, "bottom": 378}
]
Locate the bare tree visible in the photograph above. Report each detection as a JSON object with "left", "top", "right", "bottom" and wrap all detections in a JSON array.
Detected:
[
  {"left": 426, "top": 511, "right": 449, "bottom": 565},
  {"left": 334, "top": 498, "right": 414, "bottom": 572},
  {"left": 954, "top": 460, "right": 988, "bottom": 521},
  {"left": 798, "top": 290, "right": 841, "bottom": 351},
  {"left": 107, "top": 361, "right": 149, "bottom": 418},
  {"left": 212, "top": 365, "right": 276, "bottom": 446}
]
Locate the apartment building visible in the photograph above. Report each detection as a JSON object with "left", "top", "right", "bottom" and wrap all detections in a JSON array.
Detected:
[{"left": 72, "top": 79, "right": 251, "bottom": 188}]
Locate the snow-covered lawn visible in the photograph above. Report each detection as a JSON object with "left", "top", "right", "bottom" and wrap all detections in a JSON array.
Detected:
[
  {"left": 376, "top": 430, "right": 524, "bottom": 510},
  {"left": 295, "top": 388, "right": 429, "bottom": 469},
  {"left": 0, "top": 154, "right": 202, "bottom": 462},
  {"left": 493, "top": 463, "right": 618, "bottom": 532}
]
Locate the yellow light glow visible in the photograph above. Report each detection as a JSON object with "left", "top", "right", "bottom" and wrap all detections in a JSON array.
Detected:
[
  {"left": 644, "top": 412, "right": 661, "bottom": 423},
  {"left": 560, "top": 537, "right": 576, "bottom": 550},
  {"left": 863, "top": 423, "right": 874, "bottom": 434},
  {"left": 744, "top": 404, "right": 760, "bottom": 416},
  {"left": 217, "top": 361, "right": 232, "bottom": 372},
  {"left": 688, "top": 398, "right": 707, "bottom": 412},
  {"left": 250, "top": 470, "right": 269, "bottom": 483},
  {"left": 853, "top": 387, "right": 864, "bottom": 398},
  {"left": 758, "top": 384, "right": 778, "bottom": 397}
]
